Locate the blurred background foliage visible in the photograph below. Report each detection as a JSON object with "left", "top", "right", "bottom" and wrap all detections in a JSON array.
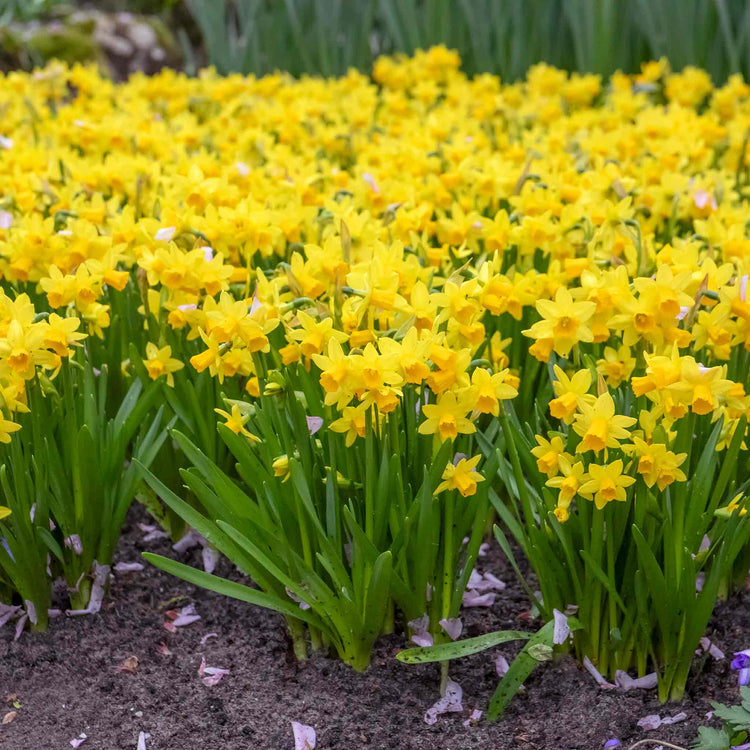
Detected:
[{"left": 1, "top": 0, "right": 750, "bottom": 81}]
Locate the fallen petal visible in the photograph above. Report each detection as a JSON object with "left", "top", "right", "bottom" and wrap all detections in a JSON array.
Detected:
[
  {"left": 2, "top": 711, "right": 17, "bottom": 725},
  {"left": 424, "top": 679, "right": 463, "bottom": 725},
  {"left": 552, "top": 609, "right": 570, "bottom": 645},
  {"left": 614, "top": 671, "right": 657, "bottom": 690},
  {"left": 637, "top": 712, "right": 687, "bottom": 731},
  {"left": 582, "top": 656, "right": 615, "bottom": 689},
  {"left": 203, "top": 667, "right": 229, "bottom": 676},
  {"left": 14, "top": 614, "right": 27, "bottom": 641},
  {"left": 408, "top": 614, "right": 430, "bottom": 632},
  {"left": 64, "top": 535, "right": 83, "bottom": 555},
  {"left": 0, "top": 603, "right": 20, "bottom": 628},
  {"left": 664, "top": 712, "right": 687, "bottom": 725},
  {"left": 203, "top": 673, "right": 227, "bottom": 687},
  {"left": 157, "top": 642, "right": 173, "bottom": 656},
  {"left": 462, "top": 708, "right": 482, "bottom": 726},
  {"left": 462, "top": 590, "right": 495, "bottom": 608},
  {"left": 201, "top": 546, "right": 219, "bottom": 575},
  {"left": 66, "top": 563, "right": 111, "bottom": 617},
  {"left": 306, "top": 416, "right": 324, "bottom": 435},
  {"left": 137, "top": 732, "right": 149, "bottom": 750},
  {"left": 636, "top": 715, "right": 662, "bottom": 731},
  {"left": 114, "top": 562, "right": 144, "bottom": 573},
  {"left": 155, "top": 226, "right": 176, "bottom": 241},
  {"left": 482, "top": 573, "right": 506, "bottom": 591},
  {"left": 173, "top": 613, "right": 201, "bottom": 627},
  {"left": 168, "top": 604, "right": 201, "bottom": 628},
  {"left": 70, "top": 733, "right": 87, "bottom": 748},
  {"left": 292, "top": 721, "right": 316, "bottom": 750},
  {"left": 698, "top": 637, "right": 725, "bottom": 660},
  {"left": 172, "top": 530, "right": 202, "bottom": 554},
  {"left": 439, "top": 618, "right": 463, "bottom": 641},
  {"left": 466, "top": 570, "right": 506, "bottom": 592},
  {"left": 494, "top": 654, "right": 510, "bottom": 677},
  {"left": 139, "top": 523, "right": 168, "bottom": 543},
  {"left": 467, "top": 569, "right": 483, "bottom": 589},
  {"left": 411, "top": 632, "right": 434, "bottom": 648},
  {"left": 285, "top": 588, "right": 311, "bottom": 610},
  {"left": 200, "top": 633, "right": 218, "bottom": 646}
]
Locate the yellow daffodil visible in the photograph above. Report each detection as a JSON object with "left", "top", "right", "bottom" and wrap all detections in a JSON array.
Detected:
[
  {"left": 523, "top": 288, "right": 596, "bottom": 358},
  {"left": 549, "top": 366, "right": 595, "bottom": 423},
  {"left": 578, "top": 460, "right": 635, "bottom": 510},
  {"left": 215, "top": 403, "right": 259, "bottom": 442},
  {"left": 144, "top": 343, "right": 184, "bottom": 387},
  {"left": 418, "top": 391, "right": 476, "bottom": 442},
  {"left": 531, "top": 434, "right": 568, "bottom": 477},
  {"left": 573, "top": 393, "right": 637, "bottom": 453},
  {"left": 435, "top": 455, "right": 485, "bottom": 498}
]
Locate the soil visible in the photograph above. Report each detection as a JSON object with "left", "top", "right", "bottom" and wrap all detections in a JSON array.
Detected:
[{"left": 1, "top": 506, "right": 748, "bottom": 750}]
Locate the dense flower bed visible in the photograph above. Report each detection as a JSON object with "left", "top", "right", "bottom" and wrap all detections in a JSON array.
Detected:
[{"left": 1, "top": 48, "right": 749, "bottom": 703}]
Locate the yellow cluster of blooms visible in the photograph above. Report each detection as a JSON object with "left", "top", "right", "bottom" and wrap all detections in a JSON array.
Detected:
[
  {"left": 0, "top": 50, "right": 749, "bottom": 511},
  {"left": 0, "top": 290, "right": 84, "bottom": 442},
  {"left": 532, "top": 364, "right": 695, "bottom": 521}
]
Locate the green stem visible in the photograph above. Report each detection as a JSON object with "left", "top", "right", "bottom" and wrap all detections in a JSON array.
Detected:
[
  {"left": 288, "top": 618, "right": 308, "bottom": 661},
  {"left": 589, "top": 508, "right": 605, "bottom": 670},
  {"left": 439, "top": 490, "right": 455, "bottom": 695},
  {"left": 606, "top": 504, "right": 618, "bottom": 669}
]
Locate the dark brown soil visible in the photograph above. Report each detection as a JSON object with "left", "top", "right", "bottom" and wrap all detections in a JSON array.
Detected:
[{"left": 1, "top": 506, "right": 748, "bottom": 750}]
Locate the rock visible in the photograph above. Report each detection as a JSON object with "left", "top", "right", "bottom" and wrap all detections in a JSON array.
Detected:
[
  {"left": 95, "top": 32, "right": 134, "bottom": 58},
  {"left": 128, "top": 23, "right": 157, "bottom": 50},
  {"left": 0, "top": 8, "right": 182, "bottom": 79}
]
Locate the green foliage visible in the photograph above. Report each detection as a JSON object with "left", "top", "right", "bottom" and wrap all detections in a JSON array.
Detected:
[
  {"left": 487, "top": 620, "right": 556, "bottom": 719},
  {"left": 693, "top": 686, "right": 750, "bottom": 749},
  {"left": 0, "top": 357, "right": 170, "bottom": 620},
  {"left": 485, "top": 403, "right": 750, "bottom": 702},
  {"left": 396, "top": 630, "right": 531, "bottom": 663},
  {"left": 0, "top": 0, "right": 64, "bottom": 24},
  {"left": 183, "top": 0, "right": 374, "bottom": 77},
  {"left": 141, "top": 362, "right": 497, "bottom": 669},
  {"left": 712, "top": 686, "right": 750, "bottom": 732},
  {"left": 396, "top": 619, "right": 557, "bottom": 720},
  {"left": 184, "top": 0, "right": 750, "bottom": 82},
  {"left": 693, "top": 726, "right": 731, "bottom": 750}
]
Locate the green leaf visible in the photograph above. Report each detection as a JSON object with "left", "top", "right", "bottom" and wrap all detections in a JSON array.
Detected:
[
  {"left": 711, "top": 699, "right": 750, "bottom": 732},
  {"left": 487, "top": 620, "right": 555, "bottom": 720},
  {"left": 492, "top": 524, "right": 542, "bottom": 612},
  {"left": 36, "top": 527, "right": 65, "bottom": 565},
  {"left": 631, "top": 523, "right": 673, "bottom": 642},
  {"left": 142, "top": 552, "right": 324, "bottom": 628},
  {"left": 692, "top": 725, "right": 731, "bottom": 750},
  {"left": 363, "top": 551, "right": 392, "bottom": 642},
  {"left": 396, "top": 629, "right": 532, "bottom": 664}
]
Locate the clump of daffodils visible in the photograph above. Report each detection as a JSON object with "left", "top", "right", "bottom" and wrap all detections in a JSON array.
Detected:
[
  {"left": 0, "top": 53, "right": 746, "bottom": 524},
  {"left": 0, "top": 50, "right": 748, "bottom": 693}
]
